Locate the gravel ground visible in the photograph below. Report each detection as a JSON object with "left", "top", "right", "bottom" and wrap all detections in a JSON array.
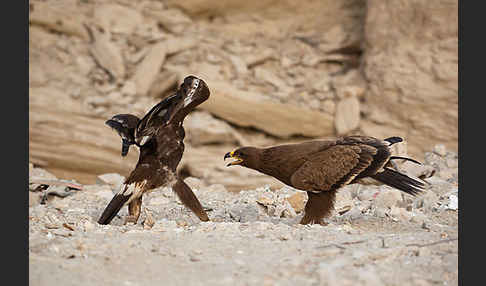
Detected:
[{"left": 29, "top": 147, "right": 458, "bottom": 286}]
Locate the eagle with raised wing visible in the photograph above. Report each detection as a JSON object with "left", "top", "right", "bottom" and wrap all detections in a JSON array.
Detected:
[
  {"left": 224, "top": 136, "right": 425, "bottom": 225},
  {"left": 98, "top": 76, "right": 210, "bottom": 225}
]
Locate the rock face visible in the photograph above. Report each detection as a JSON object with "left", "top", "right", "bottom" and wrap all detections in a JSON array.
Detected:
[
  {"left": 29, "top": 101, "right": 138, "bottom": 184},
  {"left": 28, "top": 0, "right": 457, "bottom": 184},
  {"left": 361, "top": 0, "right": 458, "bottom": 158},
  {"left": 334, "top": 94, "right": 360, "bottom": 135},
  {"left": 199, "top": 81, "right": 335, "bottom": 138},
  {"left": 184, "top": 111, "right": 243, "bottom": 146}
]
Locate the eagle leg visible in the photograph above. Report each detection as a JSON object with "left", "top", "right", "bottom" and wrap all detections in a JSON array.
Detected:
[
  {"left": 300, "top": 191, "right": 337, "bottom": 225},
  {"left": 125, "top": 196, "right": 143, "bottom": 225},
  {"left": 173, "top": 180, "right": 209, "bottom": 222}
]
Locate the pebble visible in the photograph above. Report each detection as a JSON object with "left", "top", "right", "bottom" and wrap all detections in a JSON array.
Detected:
[
  {"left": 446, "top": 194, "right": 458, "bottom": 210},
  {"left": 389, "top": 206, "right": 412, "bottom": 221},
  {"left": 285, "top": 192, "right": 307, "bottom": 213},
  {"left": 433, "top": 144, "right": 447, "bottom": 157},
  {"left": 374, "top": 188, "right": 403, "bottom": 209},
  {"left": 84, "top": 221, "right": 95, "bottom": 232}
]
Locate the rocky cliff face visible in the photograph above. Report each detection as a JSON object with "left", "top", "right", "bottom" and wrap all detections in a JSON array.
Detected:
[
  {"left": 29, "top": 0, "right": 457, "bottom": 184},
  {"left": 361, "top": 0, "right": 458, "bottom": 158}
]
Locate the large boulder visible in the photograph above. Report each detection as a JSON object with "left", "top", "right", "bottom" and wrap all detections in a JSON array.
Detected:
[{"left": 361, "top": 0, "right": 458, "bottom": 158}]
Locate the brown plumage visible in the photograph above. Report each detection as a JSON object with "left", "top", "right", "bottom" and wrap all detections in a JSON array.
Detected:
[
  {"left": 98, "top": 76, "right": 210, "bottom": 225},
  {"left": 224, "top": 135, "right": 425, "bottom": 225}
]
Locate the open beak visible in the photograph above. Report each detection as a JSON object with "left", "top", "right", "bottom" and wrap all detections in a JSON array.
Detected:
[{"left": 224, "top": 151, "right": 243, "bottom": 167}]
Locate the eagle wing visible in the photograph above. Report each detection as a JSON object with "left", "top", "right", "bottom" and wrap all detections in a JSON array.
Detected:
[
  {"left": 105, "top": 114, "right": 140, "bottom": 156},
  {"left": 290, "top": 144, "right": 377, "bottom": 192},
  {"left": 135, "top": 93, "right": 182, "bottom": 144}
]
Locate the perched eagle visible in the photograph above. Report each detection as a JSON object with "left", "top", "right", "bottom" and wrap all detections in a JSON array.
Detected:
[
  {"left": 224, "top": 136, "right": 425, "bottom": 225},
  {"left": 98, "top": 76, "right": 210, "bottom": 225}
]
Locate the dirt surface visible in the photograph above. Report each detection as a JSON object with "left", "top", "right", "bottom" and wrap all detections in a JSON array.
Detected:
[{"left": 29, "top": 147, "right": 458, "bottom": 286}]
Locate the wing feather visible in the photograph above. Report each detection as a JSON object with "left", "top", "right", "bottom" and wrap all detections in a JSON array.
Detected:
[
  {"left": 135, "top": 93, "right": 182, "bottom": 143},
  {"left": 290, "top": 144, "right": 376, "bottom": 191}
]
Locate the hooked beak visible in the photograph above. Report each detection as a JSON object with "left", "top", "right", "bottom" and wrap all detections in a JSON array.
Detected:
[
  {"left": 168, "top": 77, "right": 206, "bottom": 123},
  {"left": 224, "top": 151, "right": 243, "bottom": 167}
]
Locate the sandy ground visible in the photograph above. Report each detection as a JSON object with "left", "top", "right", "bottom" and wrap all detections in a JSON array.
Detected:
[{"left": 29, "top": 148, "right": 458, "bottom": 286}]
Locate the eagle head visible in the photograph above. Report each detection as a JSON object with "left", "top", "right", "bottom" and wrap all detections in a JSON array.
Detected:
[{"left": 168, "top": 76, "right": 210, "bottom": 123}]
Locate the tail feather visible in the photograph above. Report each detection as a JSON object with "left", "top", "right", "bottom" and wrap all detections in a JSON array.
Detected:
[
  {"left": 97, "top": 194, "right": 131, "bottom": 225},
  {"left": 384, "top": 136, "right": 403, "bottom": 146},
  {"left": 389, "top": 156, "right": 422, "bottom": 165},
  {"left": 371, "top": 168, "right": 425, "bottom": 196}
]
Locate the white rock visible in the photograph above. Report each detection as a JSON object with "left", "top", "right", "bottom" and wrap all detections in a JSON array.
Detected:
[
  {"left": 131, "top": 42, "right": 168, "bottom": 96},
  {"left": 84, "top": 221, "right": 95, "bottom": 232},
  {"left": 373, "top": 188, "right": 403, "bottom": 209},
  {"left": 334, "top": 95, "right": 360, "bottom": 135},
  {"left": 433, "top": 144, "right": 447, "bottom": 157},
  {"left": 447, "top": 194, "right": 458, "bottom": 210}
]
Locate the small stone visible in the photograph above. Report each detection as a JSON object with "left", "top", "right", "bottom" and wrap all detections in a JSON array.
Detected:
[
  {"left": 389, "top": 206, "right": 412, "bottom": 221},
  {"left": 374, "top": 207, "right": 387, "bottom": 218},
  {"left": 445, "top": 158, "right": 458, "bottom": 168},
  {"left": 433, "top": 144, "right": 447, "bottom": 157},
  {"left": 84, "top": 221, "right": 95, "bottom": 232},
  {"left": 256, "top": 192, "right": 275, "bottom": 206},
  {"left": 447, "top": 194, "right": 458, "bottom": 210},
  {"left": 286, "top": 192, "right": 307, "bottom": 213},
  {"left": 44, "top": 223, "right": 60, "bottom": 229},
  {"left": 357, "top": 187, "right": 379, "bottom": 201},
  {"left": 341, "top": 206, "right": 362, "bottom": 220},
  {"left": 413, "top": 191, "right": 439, "bottom": 213},
  {"left": 373, "top": 188, "right": 403, "bottom": 209},
  {"left": 335, "top": 189, "right": 353, "bottom": 211}
]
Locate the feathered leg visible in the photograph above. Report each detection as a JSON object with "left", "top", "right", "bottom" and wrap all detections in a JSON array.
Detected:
[
  {"left": 173, "top": 179, "right": 209, "bottom": 222},
  {"left": 300, "top": 190, "right": 337, "bottom": 225},
  {"left": 125, "top": 196, "right": 143, "bottom": 224}
]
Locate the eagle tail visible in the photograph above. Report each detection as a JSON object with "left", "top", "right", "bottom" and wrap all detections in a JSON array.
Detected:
[
  {"left": 97, "top": 194, "right": 131, "bottom": 225},
  {"left": 371, "top": 168, "right": 425, "bottom": 196}
]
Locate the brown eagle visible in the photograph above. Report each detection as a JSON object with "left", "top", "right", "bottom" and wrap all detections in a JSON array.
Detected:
[
  {"left": 98, "top": 76, "right": 210, "bottom": 225},
  {"left": 224, "top": 136, "right": 425, "bottom": 225}
]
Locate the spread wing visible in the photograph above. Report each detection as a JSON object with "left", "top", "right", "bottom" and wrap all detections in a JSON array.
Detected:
[
  {"left": 135, "top": 93, "right": 182, "bottom": 145},
  {"left": 290, "top": 144, "right": 377, "bottom": 192}
]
